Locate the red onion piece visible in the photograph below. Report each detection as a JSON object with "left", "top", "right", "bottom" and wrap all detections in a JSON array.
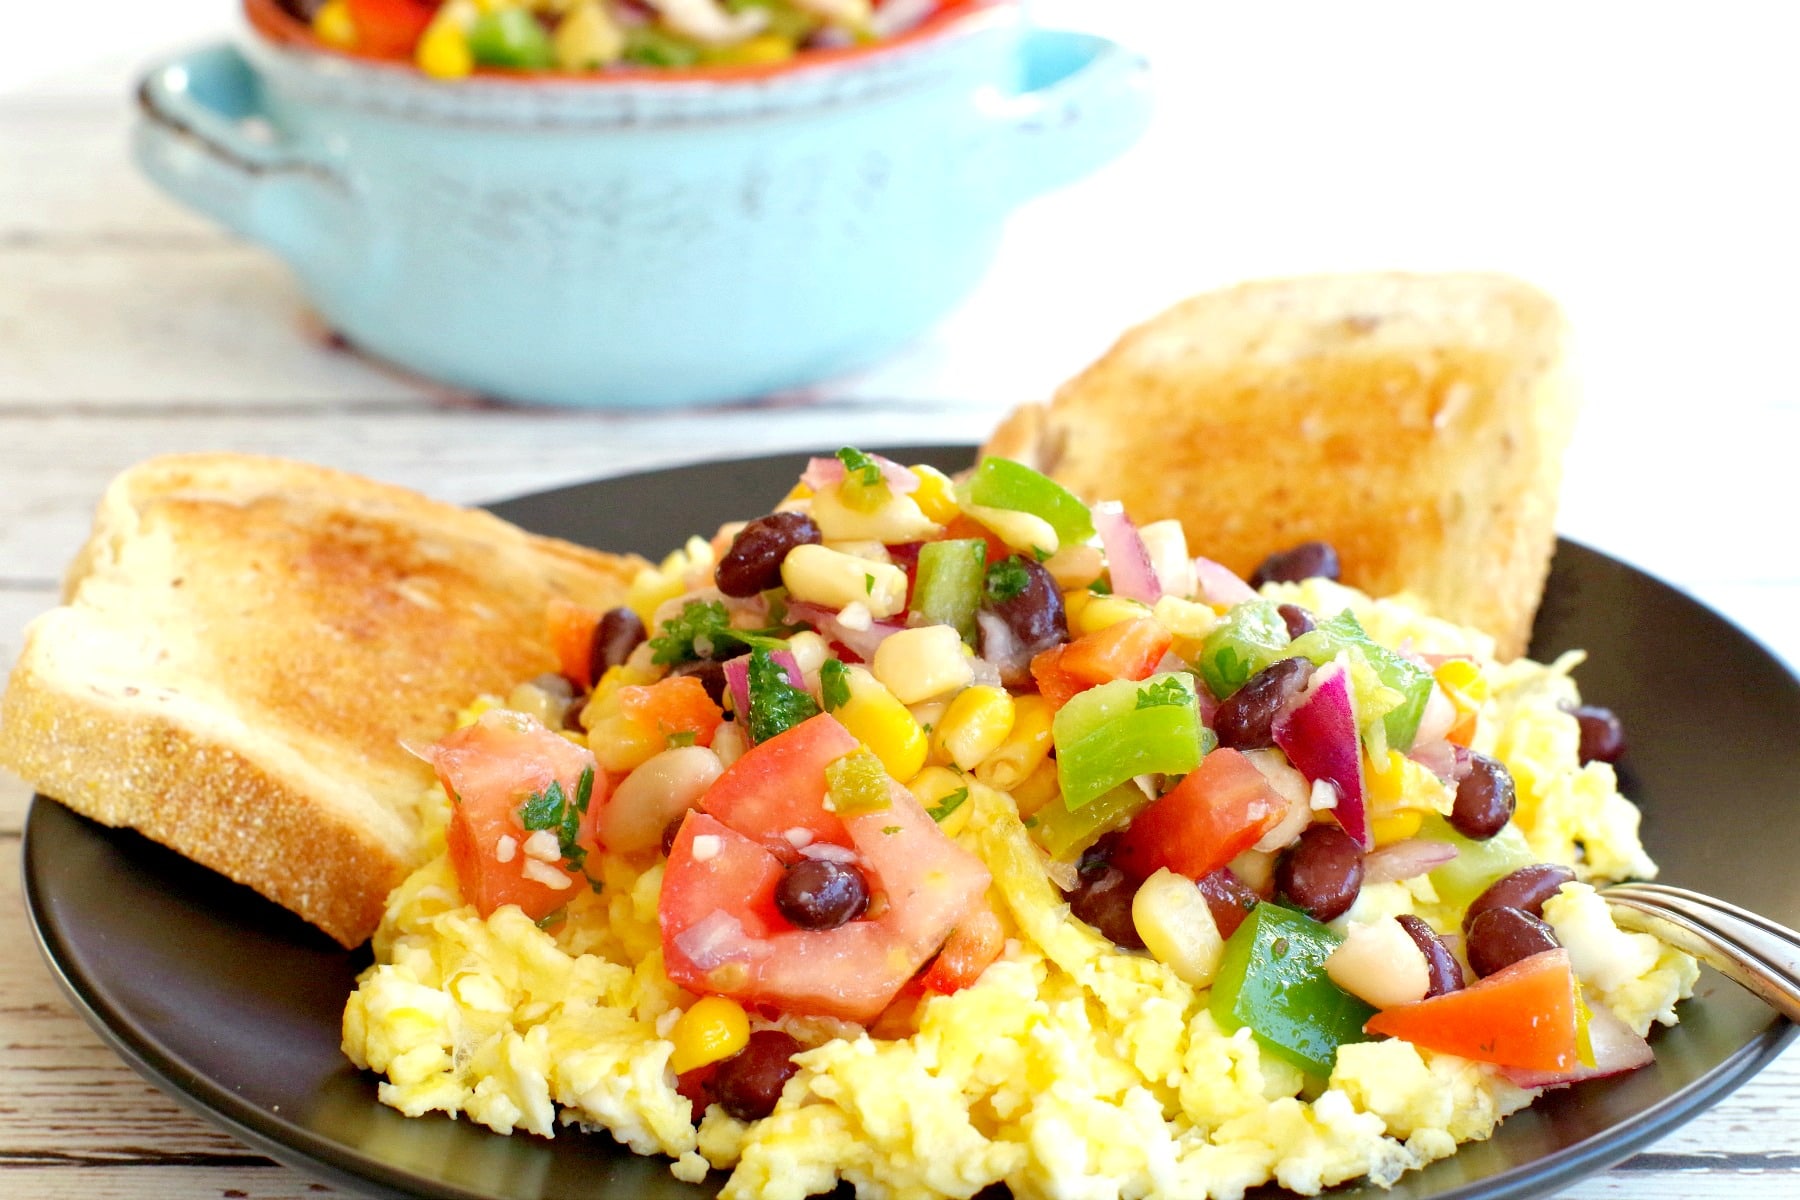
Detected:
[
  {"left": 723, "top": 649, "right": 806, "bottom": 725},
  {"left": 1193, "top": 557, "right": 1259, "bottom": 607},
  {"left": 1501, "top": 1002, "right": 1654, "bottom": 1089},
  {"left": 673, "top": 910, "right": 754, "bottom": 971},
  {"left": 800, "top": 454, "right": 919, "bottom": 494},
  {"left": 1407, "top": 738, "right": 1460, "bottom": 782},
  {"left": 1093, "top": 503, "right": 1162, "bottom": 603},
  {"left": 1362, "top": 839, "right": 1459, "bottom": 885},
  {"left": 1414, "top": 684, "right": 1458, "bottom": 745},
  {"left": 785, "top": 601, "right": 906, "bottom": 664},
  {"left": 975, "top": 610, "right": 1032, "bottom": 686},
  {"left": 1271, "top": 662, "right": 1371, "bottom": 849}
]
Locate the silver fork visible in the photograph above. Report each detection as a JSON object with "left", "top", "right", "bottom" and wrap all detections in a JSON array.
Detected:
[{"left": 1603, "top": 882, "right": 1800, "bottom": 1023}]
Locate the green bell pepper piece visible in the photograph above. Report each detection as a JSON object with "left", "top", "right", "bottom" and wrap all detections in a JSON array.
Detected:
[
  {"left": 1031, "top": 781, "right": 1153, "bottom": 861},
  {"left": 469, "top": 9, "right": 556, "bottom": 69},
  {"left": 961, "top": 458, "right": 1095, "bottom": 547},
  {"left": 1196, "top": 600, "right": 1293, "bottom": 701},
  {"left": 1210, "top": 903, "right": 1376, "bottom": 1076},
  {"left": 1418, "top": 813, "right": 1535, "bottom": 913},
  {"left": 911, "top": 539, "right": 988, "bottom": 645},
  {"left": 1288, "top": 611, "right": 1434, "bottom": 751},
  {"left": 1053, "top": 673, "right": 1205, "bottom": 811},
  {"left": 824, "top": 748, "right": 892, "bottom": 816},
  {"left": 621, "top": 25, "right": 702, "bottom": 68}
]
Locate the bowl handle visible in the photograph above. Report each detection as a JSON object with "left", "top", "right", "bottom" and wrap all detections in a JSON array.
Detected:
[
  {"left": 133, "top": 43, "right": 356, "bottom": 264},
  {"left": 990, "top": 29, "right": 1152, "bottom": 203}
]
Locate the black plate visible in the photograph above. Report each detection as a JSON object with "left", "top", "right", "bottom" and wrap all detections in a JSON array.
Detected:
[{"left": 23, "top": 445, "right": 1800, "bottom": 1200}]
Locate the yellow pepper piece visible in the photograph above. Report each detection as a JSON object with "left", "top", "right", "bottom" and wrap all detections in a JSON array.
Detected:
[
  {"left": 1369, "top": 809, "right": 1424, "bottom": 846},
  {"left": 1008, "top": 757, "right": 1061, "bottom": 818},
  {"left": 313, "top": 0, "right": 358, "bottom": 48},
  {"left": 416, "top": 17, "right": 474, "bottom": 78},
  {"left": 908, "top": 464, "right": 961, "bottom": 524},
  {"left": 707, "top": 33, "right": 796, "bottom": 66},
  {"left": 668, "top": 996, "right": 750, "bottom": 1075},
  {"left": 1363, "top": 749, "right": 1411, "bottom": 812}
]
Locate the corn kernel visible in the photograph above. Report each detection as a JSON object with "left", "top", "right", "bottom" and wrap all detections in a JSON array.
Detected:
[
  {"left": 711, "top": 32, "right": 795, "bottom": 65},
  {"left": 907, "top": 765, "right": 973, "bottom": 837},
  {"left": 1008, "top": 757, "right": 1061, "bottom": 817},
  {"left": 416, "top": 17, "right": 474, "bottom": 78},
  {"left": 455, "top": 694, "right": 500, "bottom": 729},
  {"left": 781, "top": 544, "right": 908, "bottom": 618},
  {"left": 974, "top": 694, "right": 1053, "bottom": 792},
  {"left": 782, "top": 482, "right": 814, "bottom": 503},
  {"left": 809, "top": 485, "right": 941, "bottom": 544},
  {"left": 586, "top": 712, "right": 664, "bottom": 774},
  {"left": 871, "top": 625, "right": 973, "bottom": 704},
  {"left": 1132, "top": 867, "right": 1224, "bottom": 987},
  {"left": 933, "top": 686, "right": 1016, "bottom": 772},
  {"left": 832, "top": 667, "right": 928, "bottom": 781},
  {"left": 626, "top": 567, "right": 686, "bottom": 630},
  {"left": 1435, "top": 657, "right": 1490, "bottom": 705},
  {"left": 1043, "top": 543, "right": 1105, "bottom": 590},
  {"left": 553, "top": 0, "right": 624, "bottom": 69},
  {"left": 961, "top": 501, "right": 1058, "bottom": 557},
  {"left": 313, "top": 0, "right": 358, "bottom": 48},
  {"left": 908, "top": 464, "right": 961, "bottom": 524},
  {"left": 1370, "top": 809, "right": 1424, "bottom": 846},
  {"left": 1074, "top": 593, "right": 1152, "bottom": 637},
  {"left": 668, "top": 996, "right": 750, "bottom": 1075},
  {"left": 1363, "top": 749, "right": 1410, "bottom": 812}
]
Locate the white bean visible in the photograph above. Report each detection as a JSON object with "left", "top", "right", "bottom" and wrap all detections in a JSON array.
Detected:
[{"left": 599, "top": 745, "right": 724, "bottom": 855}]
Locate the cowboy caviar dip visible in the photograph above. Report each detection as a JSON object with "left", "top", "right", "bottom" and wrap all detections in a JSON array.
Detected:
[
  {"left": 290, "top": 0, "right": 968, "bottom": 79},
  {"left": 343, "top": 451, "right": 1697, "bottom": 1199}
]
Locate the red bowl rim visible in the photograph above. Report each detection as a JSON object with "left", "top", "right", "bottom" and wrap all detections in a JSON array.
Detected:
[{"left": 244, "top": 0, "right": 1012, "bottom": 85}]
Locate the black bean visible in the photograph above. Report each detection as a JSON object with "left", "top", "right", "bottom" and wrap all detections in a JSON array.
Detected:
[
  {"left": 670, "top": 657, "right": 730, "bottom": 706},
  {"left": 1572, "top": 705, "right": 1627, "bottom": 764},
  {"left": 1249, "top": 541, "right": 1342, "bottom": 589},
  {"left": 1449, "top": 752, "right": 1516, "bottom": 840},
  {"left": 1464, "top": 863, "right": 1576, "bottom": 932},
  {"left": 1076, "top": 832, "right": 1123, "bottom": 881},
  {"left": 1465, "top": 906, "right": 1560, "bottom": 978},
  {"left": 1275, "top": 824, "right": 1364, "bottom": 922},
  {"left": 661, "top": 814, "right": 688, "bottom": 857},
  {"left": 1395, "top": 914, "right": 1464, "bottom": 997},
  {"left": 985, "top": 555, "right": 1068, "bottom": 657},
  {"left": 715, "top": 512, "right": 822, "bottom": 598},
  {"left": 775, "top": 859, "right": 869, "bottom": 930},
  {"left": 713, "top": 1030, "right": 804, "bottom": 1121},
  {"left": 1213, "top": 657, "right": 1314, "bottom": 750},
  {"left": 1278, "top": 603, "right": 1317, "bottom": 639},
  {"left": 591, "top": 607, "right": 647, "bottom": 680},
  {"left": 1067, "top": 866, "right": 1144, "bottom": 949},
  {"left": 1196, "top": 867, "right": 1261, "bottom": 939}
]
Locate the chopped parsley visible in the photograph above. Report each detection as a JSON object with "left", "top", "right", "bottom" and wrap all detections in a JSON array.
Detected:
[
  {"left": 746, "top": 648, "right": 820, "bottom": 743},
  {"left": 926, "top": 786, "right": 969, "bottom": 823},
  {"left": 1136, "top": 676, "right": 1195, "bottom": 710},
  {"left": 647, "top": 599, "right": 790, "bottom": 666},
  {"left": 665, "top": 730, "right": 698, "bottom": 748},
  {"left": 984, "top": 557, "right": 1032, "bottom": 604},
  {"left": 535, "top": 907, "right": 567, "bottom": 930},
  {"left": 518, "top": 766, "right": 595, "bottom": 874},
  {"left": 835, "top": 446, "right": 885, "bottom": 488},
  {"left": 864, "top": 572, "right": 875, "bottom": 595},
  {"left": 819, "top": 658, "right": 852, "bottom": 712},
  {"left": 881, "top": 825, "right": 903, "bottom": 836}
]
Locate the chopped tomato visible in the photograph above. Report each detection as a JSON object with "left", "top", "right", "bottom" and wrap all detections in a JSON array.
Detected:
[
  {"left": 345, "top": 0, "right": 436, "bottom": 56},
  {"left": 1364, "top": 948, "right": 1579, "bottom": 1072},
  {"left": 618, "top": 676, "right": 724, "bottom": 750},
  {"left": 699, "top": 712, "right": 859, "bottom": 856},
  {"left": 662, "top": 715, "right": 992, "bottom": 1023},
  {"left": 1060, "top": 618, "right": 1174, "bottom": 686},
  {"left": 1112, "top": 748, "right": 1288, "bottom": 882},
  {"left": 941, "top": 515, "right": 1013, "bottom": 564},
  {"left": 430, "top": 711, "right": 604, "bottom": 920},
  {"left": 1445, "top": 710, "right": 1478, "bottom": 748},
  {"left": 1029, "top": 646, "right": 1087, "bottom": 711},
  {"left": 918, "top": 901, "right": 1005, "bottom": 995},
  {"left": 547, "top": 597, "right": 602, "bottom": 688}
]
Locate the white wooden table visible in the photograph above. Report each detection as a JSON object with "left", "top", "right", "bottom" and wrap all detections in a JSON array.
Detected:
[{"left": 3, "top": 3, "right": 1797, "bottom": 1197}]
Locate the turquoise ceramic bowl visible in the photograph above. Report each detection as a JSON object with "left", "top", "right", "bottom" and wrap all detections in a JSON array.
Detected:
[{"left": 133, "top": 3, "right": 1150, "bottom": 408}]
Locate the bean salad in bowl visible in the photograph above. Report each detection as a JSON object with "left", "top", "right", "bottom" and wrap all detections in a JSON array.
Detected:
[{"left": 267, "top": 0, "right": 974, "bottom": 78}]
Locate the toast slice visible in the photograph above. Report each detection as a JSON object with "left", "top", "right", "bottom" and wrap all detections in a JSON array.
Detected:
[
  {"left": 984, "top": 273, "right": 1576, "bottom": 658},
  {"left": 0, "top": 455, "right": 646, "bottom": 946}
]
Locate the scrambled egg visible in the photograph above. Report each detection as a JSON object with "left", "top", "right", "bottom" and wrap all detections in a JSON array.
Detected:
[{"left": 343, "top": 582, "right": 1697, "bottom": 1200}]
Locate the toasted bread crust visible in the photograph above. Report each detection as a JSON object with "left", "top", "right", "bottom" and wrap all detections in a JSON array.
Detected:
[
  {"left": 984, "top": 273, "right": 1576, "bottom": 657},
  {"left": 0, "top": 455, "right": 646, "bottom": 946}
]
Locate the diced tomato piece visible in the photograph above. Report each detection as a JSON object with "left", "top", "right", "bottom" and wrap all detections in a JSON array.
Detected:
[
  {"left": 1446, "top": 710, "right": 1478, "bottom": 747},
  {"left": 663, "top": 753, "right": 993, "bottom": 1023},
  {"left": 547, "top": 597, "right": 602, "bottom": 688},
  {"left": 345, "top": 0, "right": 436, "bottom": 56},
  {"left": 700, "top": 713, "right": 859, "bottom": 856},
  {"left": 1060, "top": 618, "right": 1174, "bottom": 687},
  {"left": 941, "top": 515, "right": 1013, "bottom": 564},
  {"left": 1029, "top": 646, "right": 1088, "bottom": 711},
  {"left": 1364, "top": 948, "right": 1579, "bottom": 1071},
  {"left": 918, "top": 901, "right": 1005, "bottom": 994},
  {"left": 1112, "top": 748, "right": 1288, "bottom": 882},
  {"left": 618, "top": 676, "right": 724, "bottom": 750},
  {"left": 431, "top": 711, "right": 604, "bottom": 920}
]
